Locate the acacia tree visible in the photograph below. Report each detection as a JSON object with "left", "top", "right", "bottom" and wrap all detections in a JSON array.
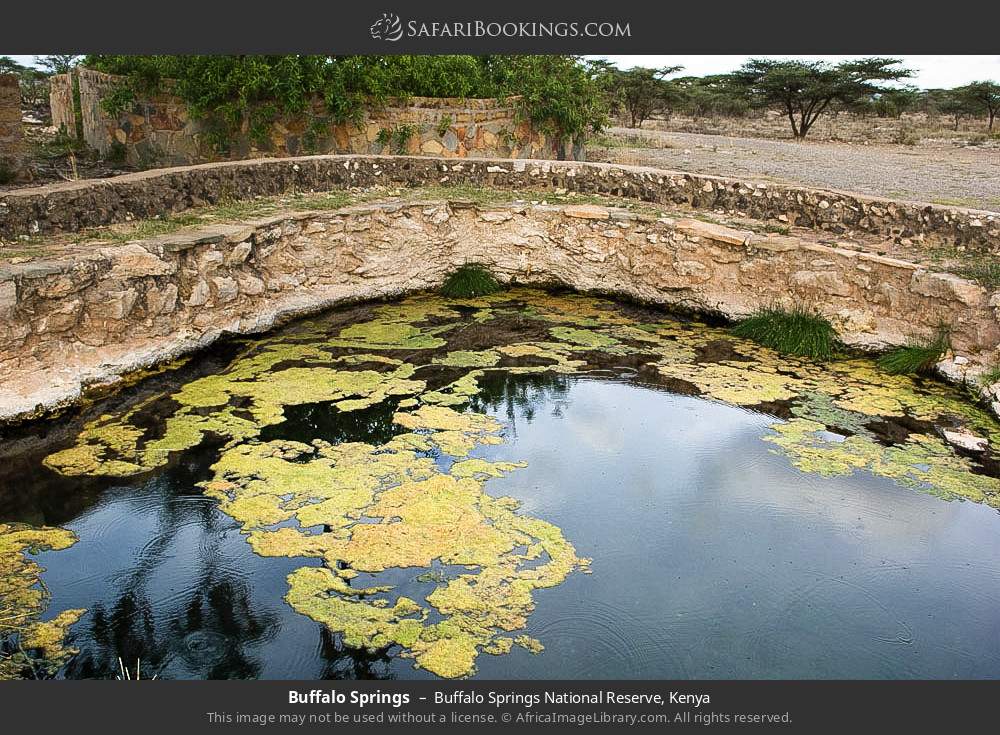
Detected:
[
  {"left": 34, "top": 55, "right": 80, "bottom": 75},
  {"left": 0, "top": 56, "right": 25, "bottom": 74},
  {"left": 729, "top": 58, "right": 912, "bottom": 138},
  {"left": 955, "top": 81, "right": 1000, "bottom": 131},
  {"left": 675, "top": 74, "right": 749, "bottom": 120},
  {"left": 612, "top": 66, "right": 683, "bottom": 128},
  {"left": 939, "top": 91, "right": 978, "bottom": 130},
  {"left": 870, "top": 87, "right": 921, "bottom": 118}
]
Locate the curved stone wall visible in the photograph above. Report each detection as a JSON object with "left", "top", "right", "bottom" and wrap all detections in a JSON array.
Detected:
[
  {"left": 1, "top": 199, "right": 997, "bottom": 422},
  {"left": 1, "top": 156, "right": 997, "bottom": 251}
]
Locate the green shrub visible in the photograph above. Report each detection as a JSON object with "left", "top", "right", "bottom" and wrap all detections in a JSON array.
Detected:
[
  {"left": 436, "top": 114, "right": 453, "bottom": 138},
  {"left": 440, "top": 264, "right": 502, "bottom": 298},
  {"left": 393, "top": 124, "right": 416, "bottom": 153},
  {"left": 892, "top": 126, "right": 920, "bottom": 146},
  {"left": 731, "top": 305, "right": 838, "bottom": 361},
  {"left": 979, "top": 363, "right": 1000, "bottom": 386},
  {"left": 83, "top": 55, "right": 608, "bottom": 155},
  {"left": 877, "top": 329, "right": 950, "bottom": 375}
]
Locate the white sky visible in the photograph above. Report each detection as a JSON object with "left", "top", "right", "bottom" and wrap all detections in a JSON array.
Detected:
[
  {"left": 588, "top": 55, "right": 1000, "bottom": 89},
  {"left": 6, "top": 54, "right": 998, "bottom": 89}
]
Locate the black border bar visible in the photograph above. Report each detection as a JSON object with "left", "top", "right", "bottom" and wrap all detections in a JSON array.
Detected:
[
  {"left": 1, "top": 0, "right": 998, "bottom": 54},
  {"left": 2, "top": 679, "right": 999, "bottom": 733}
]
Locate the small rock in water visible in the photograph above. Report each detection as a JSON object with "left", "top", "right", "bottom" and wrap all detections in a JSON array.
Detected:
[{"left": 942, "top": 429, "right": 988, "bottom": 453}]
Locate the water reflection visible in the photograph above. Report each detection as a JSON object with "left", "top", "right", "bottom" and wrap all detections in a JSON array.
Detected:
[
  {"left": 468, "top": 379, "right": 1000, "bottom": 679},
  {"left": 6, "top": 310, "right": 1000, "bottom": 678},
  {"left": 469, "top": 372, "right": 572, "bottom": 427}
]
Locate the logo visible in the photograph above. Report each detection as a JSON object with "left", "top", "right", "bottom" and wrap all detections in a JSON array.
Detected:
[{"left": 370, "top": 12, "right": 404, "bottom": 41}]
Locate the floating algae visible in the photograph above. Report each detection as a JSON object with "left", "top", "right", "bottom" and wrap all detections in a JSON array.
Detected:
[
  {"left": 41, "top": 288, "right": 1000, "bottom": 676},
  {"left": 765, "top": 418, "right": 1000, "bottom": 504},
  {"left": 44, "top": 284, "right": 1000, "bottom": 522},
  {"left": 548, "top": 326, "right": 620, "bottom": 349},
  {"left": 0, "top": 524, "right": 83, "bottom": 679},
  {"left": 433, "top": 350, "right": 502, "bottom": 368},
  {"left": 46, "top": 353, "right": 425, "bottom": 477},
  {"left": 201, "top": 424, "right": 587, "bottom": 678}
]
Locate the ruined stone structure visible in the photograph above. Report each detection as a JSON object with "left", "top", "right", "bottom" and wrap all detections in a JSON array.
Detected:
[
  {"left": 48, "top": 71, "right": 75, "bottom": 137},
  {"left": 1, "top": 197, "right": 998, "bottom": 422},
  {"left": 49, "top": 69, "right": 581, "bottom": 167},
  {"left": 0, "top": 74, "right": 28, "bottom": 183}
]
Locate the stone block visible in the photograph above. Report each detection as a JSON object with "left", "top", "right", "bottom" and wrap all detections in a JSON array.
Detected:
[
  {"left": 563, "top": 205, "right": 609, "bottom": 220},
  {"left": 910, "top": 271, "right": 985, "bottom": 307},
  {"left": 0, "top": 280, "right": 17, "bottom": 319},
  {"left": 212, "top": 276, "right": 239, "bottom": 303},
  {"left": 790, "top": 270, "right": 853, "bottom": 298}
]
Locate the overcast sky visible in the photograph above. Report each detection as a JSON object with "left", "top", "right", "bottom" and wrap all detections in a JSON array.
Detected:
[
  {"left": 5, "top": 54, "right": 998, "bottom": 89},
  {"left": 588, "top": 55, "right": 1000, "bottom": 89}
]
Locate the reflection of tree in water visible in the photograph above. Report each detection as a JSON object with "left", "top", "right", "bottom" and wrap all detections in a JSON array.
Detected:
[
  {"left": 260, "top": 398, "right": 403, "bottom": 446},
  {"left": 316, "top": 627, "right": 394, "bottom": 680},
  {"left": 54, "top": 450, "right": 399, "bottom": 679},
  {"left": 65, "top": 578, "right": 277, "bottom": 679},
  {"left": 63, "top": 455, "right": 282, "bottom": 679},
  {"left": 0, "top": 447, "right": 117, "bottom": 527},
  {"left": 468, "top": 373, "right": 573, "bottom": 428}
]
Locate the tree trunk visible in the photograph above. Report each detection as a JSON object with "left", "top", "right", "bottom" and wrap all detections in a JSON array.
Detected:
[
  {"left": 786, "top": 109, "right": 800, "bottom": 138},
  {"left": 797, "top": 113, "right": 811, "bottom": 139}
]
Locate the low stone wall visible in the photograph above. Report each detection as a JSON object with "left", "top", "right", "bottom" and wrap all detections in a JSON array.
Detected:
[
  {"left": 1, "top": 200, "right": 997, "bottom": 421},
  {"left": 1, "top": 156, "right": 996, "bottom": 251},
  {"left": 0, "top": 74, "right": 28, "bottom": 183},
  {"left": 48, "top": 69, "right": 580, "bottom": 167}
]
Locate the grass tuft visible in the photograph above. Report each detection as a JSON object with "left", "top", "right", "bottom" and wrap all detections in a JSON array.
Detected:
[
  {"left": 731, "top": 305, "right": 837, "bottom": 361},
  {"left": 978, "top": 363, "right": 1000, "bottom": 386},
  {"left": 440, "top": 264, "right": 502, "bottom": 299},
  {"left": 953, "top": 260, "right": 1000, "bottom": 289},
  {"left": 877, "top": 329, "right": 950, "bottom": 375}
]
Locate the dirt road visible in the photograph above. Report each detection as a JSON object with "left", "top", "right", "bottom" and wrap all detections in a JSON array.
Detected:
[{"left": 595, "top": 128, "right": 1000, "bottom": 213}]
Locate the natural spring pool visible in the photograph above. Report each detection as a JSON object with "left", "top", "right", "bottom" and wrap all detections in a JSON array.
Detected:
[{"left": 2, "top": 288, "right": 1000, "bottom": 680}]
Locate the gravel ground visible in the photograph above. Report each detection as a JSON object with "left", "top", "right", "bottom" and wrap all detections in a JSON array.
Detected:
[{"left": 595, "top": 128, "right": 1000, "bottom": 213}]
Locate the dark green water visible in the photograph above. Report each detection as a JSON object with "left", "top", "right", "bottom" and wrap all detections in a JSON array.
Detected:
[{"left": 3, "top": 291, "right": 1000, "bottom": 679}]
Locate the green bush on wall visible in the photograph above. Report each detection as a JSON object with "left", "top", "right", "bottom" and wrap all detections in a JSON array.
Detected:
[
  {"left": 440, "top": 264, "right": 502, "bottom": 298},
  {"left": 85, "top": 55, "right": 608, "bottom": 155},
  {"left": 731, "top": 305, "right": 838, "bottom": 361},
  {"left": 877, "top": 328, "right": 950, "bottom": 375}
]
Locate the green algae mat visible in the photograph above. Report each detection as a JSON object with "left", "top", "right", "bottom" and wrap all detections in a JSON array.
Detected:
[{"left": 4, "top": 288, "right": 1000, "bottom": 679}]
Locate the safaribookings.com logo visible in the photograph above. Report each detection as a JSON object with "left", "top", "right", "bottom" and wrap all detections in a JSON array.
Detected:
[
  {"left": 370, "top": 13, "right": 404, "bottom": 41},
  {"left": 370, "top": 13, "right": 631, "bottom": 41}
]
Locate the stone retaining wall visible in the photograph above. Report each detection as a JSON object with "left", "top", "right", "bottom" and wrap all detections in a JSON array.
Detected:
[
  {"left": 2, "top": 156, "right": 997, "bottom": 251},
  {"left": 1, "top": 200, "right": 997, "bottom": 422},
  {"left": 0, "top": 74, "right": 28, "bottom": 183},
  {"left": 48, "top": 69, "right": 580, "bottom": 167}
]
